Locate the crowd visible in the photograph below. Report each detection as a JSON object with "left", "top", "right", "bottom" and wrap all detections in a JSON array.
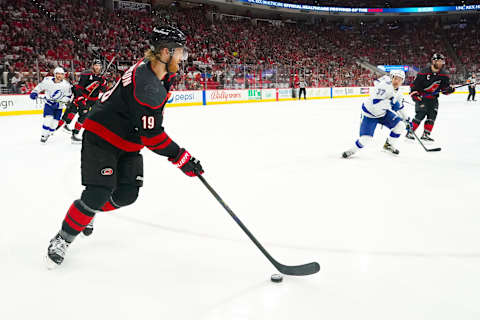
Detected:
[
  {"left": 444, "top": 16, "right": 480, "bottom": 76},
  {"left": 1, "top": 0, "right": 478, "bottom": 93},
  {"left": 278, "top": 0, "right": 476, "bottom": 7}
]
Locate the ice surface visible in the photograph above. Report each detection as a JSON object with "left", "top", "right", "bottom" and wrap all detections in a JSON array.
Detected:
[{"left": 1, "top": 94, "right": 479, "bottom": 320}]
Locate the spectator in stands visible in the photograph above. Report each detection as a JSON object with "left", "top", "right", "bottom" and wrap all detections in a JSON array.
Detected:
[
  {"left": 7, "top": 65, "right": 15, "bottom": 91},
  {"left": 11, "top": 72, "right": 23, "bottom": 93}
]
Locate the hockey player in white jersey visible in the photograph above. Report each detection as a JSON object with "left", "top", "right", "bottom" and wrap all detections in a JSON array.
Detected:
[
  {"left": 342, "top": 70, "right": 410, "bottom": 158},
  {"left": 30, "top": 67, "right": 72, "bottom": 143}
]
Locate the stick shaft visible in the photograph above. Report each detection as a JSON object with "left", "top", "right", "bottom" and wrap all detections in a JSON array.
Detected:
[{"left": 197, "top": 175, "right": 280, "bottom": 266}]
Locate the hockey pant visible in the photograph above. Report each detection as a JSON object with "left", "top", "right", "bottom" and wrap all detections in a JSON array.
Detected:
[
  {"left": 468, "top": 87, "right": 476, "bottom": 101},
  {"left": 354, "top": 110, "right": 405, "bottom": 150},
  {"left": 42, "top": 105, "right": 63, "bottom": 137},
  {"left": 60, "top": 132, "right": 143, "bottom": 238},
  {"left": 412, "top": 99, "right": 438, "bottom": 134},
  {"left": 299, "top": 88, "right": 306, "bottom": 99}
]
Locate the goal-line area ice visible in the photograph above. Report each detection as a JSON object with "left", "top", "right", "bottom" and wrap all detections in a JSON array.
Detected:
[{"left": 1, "top": 93, "right": 479, "bottom": 320}]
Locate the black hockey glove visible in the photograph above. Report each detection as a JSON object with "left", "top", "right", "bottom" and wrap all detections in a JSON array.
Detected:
[
  {"left": 410, "top": 91, "right": 422, "bottom": 102},
  {"left": 441, "top": 86, "right": 455, "bottom": 95},
  {"left": 74, "top": 96, "right": 87, "bottom": 108},
  {"left": 169, "top": 148, "right": 204, "bottom": 177}
]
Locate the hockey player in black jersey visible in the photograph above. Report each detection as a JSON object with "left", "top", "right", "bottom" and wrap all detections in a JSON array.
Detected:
[
  {"left": 57, "top": 60, "right": 107, "bottom": 143},
  {"left": 407, "top": 53, "right": 455, "bottom": 142},
  {"left": 46, "top": 26, "right": 204, "bottom": 268}
]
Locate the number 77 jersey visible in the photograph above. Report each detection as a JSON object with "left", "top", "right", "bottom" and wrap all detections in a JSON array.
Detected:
[
  {"left": 361, "top": 75, "right": 403, "bottom": 119},
  {"left": 83, "top": 58, "right": 181, "bottom": 158}
]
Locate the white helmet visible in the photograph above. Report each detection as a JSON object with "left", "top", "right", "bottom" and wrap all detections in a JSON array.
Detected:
[
  {"left": 390, "top": 70, "right": 405, "bottom": 80},
  {"left": 54, "top": 67, "right": 65, "bottom": 74}
]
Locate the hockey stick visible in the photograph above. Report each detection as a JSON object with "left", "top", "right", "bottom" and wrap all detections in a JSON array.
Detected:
[
  {"left": 406, "top": 125, "right": 441, "bottom": 152},
  {"left": 401, "top": 100, "right": 441, "bottom": 152},
  {"left": 452, "top": 81, "right": 480, "bottom": 89},
  {"left": 197, "top": 174, "right": 320, "bottom": 276}
]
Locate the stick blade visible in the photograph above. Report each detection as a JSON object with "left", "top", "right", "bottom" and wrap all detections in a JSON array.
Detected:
[
  {"left": 276, "top": 261, "right": 320, "bottom": 276},
  {"left": 428, "top": 147, "right": 442, "bottom": 152}
]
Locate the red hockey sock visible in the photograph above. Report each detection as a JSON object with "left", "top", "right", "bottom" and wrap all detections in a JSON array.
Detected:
[
  {"left": 74, "top": 121, "right": 83, "bottom": 131},
  {"left": 424, "top": 123, "right": 434, "bottom": 133},
  {"left": 62, "top": 200, "right": 95, "bottom": 236},
  {"left": 412, "top": 121, "right": 420, "bottom": 132}
]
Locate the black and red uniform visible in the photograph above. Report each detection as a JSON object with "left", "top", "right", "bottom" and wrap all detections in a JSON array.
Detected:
[
  {"left": 58, "top": 58, "right": 202, "bottom": 240},
  {"left": 410, "top": 66, "right": 451, "bottom": 134},
  {"left": 59, "top": 69, "right": 107, "bottom": 132},
  {"left": 46, "top": 25, "right": 199, "bottom": 267}
]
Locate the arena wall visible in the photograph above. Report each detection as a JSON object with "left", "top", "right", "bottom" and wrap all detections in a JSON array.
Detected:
[{"left": 0, "top": 86, "right": 473, "bottom": 116}]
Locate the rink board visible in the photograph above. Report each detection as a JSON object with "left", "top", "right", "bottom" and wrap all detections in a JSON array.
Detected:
[{"left": 0, "top": 86, "right": 473, "bottom": 116}]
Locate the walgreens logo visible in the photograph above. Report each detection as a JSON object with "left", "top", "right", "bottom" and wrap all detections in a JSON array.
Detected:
[{"left": 209, "top": 91, "right": 242, "bottom": 101}]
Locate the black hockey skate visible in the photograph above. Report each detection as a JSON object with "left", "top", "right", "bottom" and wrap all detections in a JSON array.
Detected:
[
  {"left": 82, "top": 219, "right": 94, "bottom": 237},
  {"left": 420, "top": 132, "right": 434, "bottom": 142},
  {"left": 46, "top": 233, "right": 70, "bottom": 269},
  {"left": 342, "top": 150, "right": 355, "bottom": 158},
  {"left": 63, "top": 126, "right": 73, "bottom": 134},
  {"left": 40, "top": 135, "right": 49, "bottom": 143},
  {"left": 383, "top": 140, "right": 400, "bottom": 155}
]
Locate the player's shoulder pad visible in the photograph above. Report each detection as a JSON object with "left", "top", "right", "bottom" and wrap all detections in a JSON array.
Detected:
[
  {"left": 133, "top": 60, "right": 167, "bottom": 110},
  {"left": 439, "top": 69, "right": 450, "bottom": 76},
  {"left": 418, "top": 67, "right": 431, "bottom": 74},
  {"left": 376, "top": 75, "right": 391, "bottom": 86},
  {"left": 81, "top": 70, "right": 93, "bottom": 77}
]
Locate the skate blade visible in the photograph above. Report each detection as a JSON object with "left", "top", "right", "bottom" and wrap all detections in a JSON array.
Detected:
[
  {"left": 341, "top": 154, "right": 354, "bottom": 159},
  {"left": 382, "top": 149, "right": 399, "bottom": 156},
  {"left": 71, "top": 140, "right": 82, "bottom": 145},
  {"left": 62, "top": 127, "right": 73, "bottom": 134},
  {"left": 45, "top": 255, "right": 61, "bottom": 270}
]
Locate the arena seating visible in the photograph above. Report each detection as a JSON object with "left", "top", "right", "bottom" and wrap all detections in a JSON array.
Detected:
[{"left": 1, "top": 0, "right": 476, "bottom": 92}]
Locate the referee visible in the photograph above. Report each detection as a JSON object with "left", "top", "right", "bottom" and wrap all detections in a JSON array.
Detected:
[
  {"left": 467, "top": 73, "right": 476, "bottom": 102},
  {"left": 299, "top": 79, "right": 307, "bottom": 100}
]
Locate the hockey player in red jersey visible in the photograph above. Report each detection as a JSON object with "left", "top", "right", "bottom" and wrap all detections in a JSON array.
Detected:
[
  {"left": 46, "top": 26, "right": 204, "bottom": 268},
  {"left": 407, "top": 53, "right": 455, "bottom": 142},
  {"left": 57, "top": 60, "right": 107, "bottom": 143}
]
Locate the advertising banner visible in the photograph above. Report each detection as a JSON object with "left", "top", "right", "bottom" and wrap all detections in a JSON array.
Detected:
[
  {"left": 166, "top": 91, "right": 203, "bottom": 107},
  {"left": 207, "top": 90, "right": 247, "bottom": 104},
  {"left": 0, "top": 94, "right": 46, "bottom": 115}
]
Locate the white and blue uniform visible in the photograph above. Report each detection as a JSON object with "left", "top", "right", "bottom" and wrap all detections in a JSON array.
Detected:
[
  {"left": 352, "top": 74, "right": 408, "bottom": 152},
  {"left": 30, "top": 75, "right": 72, "bottom": 138}
]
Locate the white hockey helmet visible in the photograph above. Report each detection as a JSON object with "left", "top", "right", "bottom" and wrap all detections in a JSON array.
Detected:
[
  {"left": 389, "top": 69, "right": 405, "bottom": 80},
  {"left": 54, "top": 67, "right": 65, "bottom": 74}
]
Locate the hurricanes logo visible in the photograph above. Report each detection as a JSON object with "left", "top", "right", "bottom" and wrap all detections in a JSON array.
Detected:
[
  {"left": 424, "top": 81, "right": 441, "bottom": 93},
  {"left": 101, "top": 168, "right": 114, "bottom": 176}
]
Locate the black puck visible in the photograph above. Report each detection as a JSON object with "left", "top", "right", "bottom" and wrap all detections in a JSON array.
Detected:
[{"left": 270, "top": 274, "right": 283, "bottom": 283}]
